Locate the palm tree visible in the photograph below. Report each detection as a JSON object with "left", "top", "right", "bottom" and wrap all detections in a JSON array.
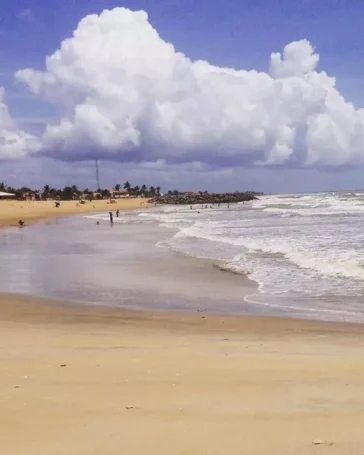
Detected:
[
  {"left": 149, "top": 186, "right": 155, "bottom": 196},
  {"left": 62, "top": 186, "right": 74, "bottom": 200},
  {"left": 50, "top": 188, "right": 57, "bottom": 198},
  {"left": 101, "top": 189, "right": 110, "bottom": 198},
  {"left": 71, "top": 185, "right": 80, "bottom": 195},
  {"left": 114, "top": 184, "right": 121, "bottom": 191},
  {"left": 42, "top": 185, "right": 51, "bottom": 199},
  {"left": 123, "top": 181, "right": 131, "bottom": 190},
  {"left": 141, "top": 184, "right": 147, "bottom": 195},
  {"left": 156, "top": 186, "right": 161, "bottom": 195}
]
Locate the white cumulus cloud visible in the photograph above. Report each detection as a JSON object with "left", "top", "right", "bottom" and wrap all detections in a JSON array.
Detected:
[
  {"left": 12, "top": 7, "right": 364, "bottom": 168},
  {"left": 0, "top": 88, "right": 40, "bottom": 160}
]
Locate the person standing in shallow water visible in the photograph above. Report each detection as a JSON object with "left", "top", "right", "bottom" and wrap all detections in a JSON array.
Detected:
[
  {"left": 116, "top": 209, "right": 119, "bottom": 217},
  {"left": 109, "top": 212, "right": 113, "bottom": 224}
]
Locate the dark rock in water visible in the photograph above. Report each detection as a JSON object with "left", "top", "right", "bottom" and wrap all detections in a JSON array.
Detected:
[{"left": 148, "top": 191, "right": 262, "bottom": 205}]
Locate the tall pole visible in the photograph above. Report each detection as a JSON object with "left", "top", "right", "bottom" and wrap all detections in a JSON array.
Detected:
[{"left": 95, "top": 159, "right": 100, "bottom": 190}]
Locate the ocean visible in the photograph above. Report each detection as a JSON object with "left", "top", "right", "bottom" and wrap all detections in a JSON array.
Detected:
[
  {"left": 1, "top": 192, "right": 364, "bottom": 322},
  {"left": 141, "top": 191, "right": 364, "bottom": 323}
]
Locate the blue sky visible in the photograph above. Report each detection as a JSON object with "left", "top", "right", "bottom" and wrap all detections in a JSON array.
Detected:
[{"left": 1, "top": 0, "right": 364, "bottom": 192}]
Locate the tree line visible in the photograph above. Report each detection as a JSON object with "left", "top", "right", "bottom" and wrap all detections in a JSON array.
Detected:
[{"left": 0, "top": 181, "right": 162, "bottom": 200}]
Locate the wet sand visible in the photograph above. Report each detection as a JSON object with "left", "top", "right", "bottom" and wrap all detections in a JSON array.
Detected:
[
  {"left": 0, "top": 198, "right": 148, "bottom": 227},
  {"left": 0, "top": 214, "right": 260, "bottom": 312},
  {"left": 1, "top": 294, "right": 364, "bottom": 455}
]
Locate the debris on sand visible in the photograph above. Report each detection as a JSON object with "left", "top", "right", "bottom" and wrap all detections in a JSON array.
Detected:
[{"left": 312, "top": 439, "right": 334, "bottom": 446}]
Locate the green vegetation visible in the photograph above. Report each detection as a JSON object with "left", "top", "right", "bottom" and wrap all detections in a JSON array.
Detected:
[{"left": 0, "top": 182, "right": 161, "bottom": 200}]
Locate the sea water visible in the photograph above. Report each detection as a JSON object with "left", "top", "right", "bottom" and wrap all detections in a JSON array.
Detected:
[
  {"left": 131, "top": 192, "right": 364, "bottom": 322},
  {"left": 2, "top": 192, "right": 364, "bottom": 322}
]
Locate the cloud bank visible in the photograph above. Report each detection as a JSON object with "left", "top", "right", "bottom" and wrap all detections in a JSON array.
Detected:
[{"left": 4, "top": 7, "right": 364, "bottom": 167}]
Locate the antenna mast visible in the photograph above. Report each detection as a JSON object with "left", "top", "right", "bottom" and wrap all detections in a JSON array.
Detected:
[{"left": 95, "top": 159, "right": 100, "bottom": 190}]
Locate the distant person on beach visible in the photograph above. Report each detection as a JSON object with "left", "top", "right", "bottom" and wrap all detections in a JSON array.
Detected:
[
  {"left": 116, "top": 210, "right": 119, "bottom": 217},
  {"left": 109, "top": 212, "right": 113, "bottom": 224}
]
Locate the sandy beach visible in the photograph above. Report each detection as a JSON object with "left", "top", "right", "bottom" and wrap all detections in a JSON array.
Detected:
[
  {"left": 1, "top": 294, "right": 364, "bottom": 455},
  {"left": 0, "top": 198, "right": 148, "bottom": 227},
  {"left": 1, "top": 201, "right": 364, "bottom": 455},
  {"left": 2, "top": 1, "right": 363, "bottom": 453}
]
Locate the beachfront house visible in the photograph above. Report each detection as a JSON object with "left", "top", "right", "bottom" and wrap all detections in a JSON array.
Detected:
[
  {"left": 0, "top": 191, "right": 15, "bottom": 199},
  {"left": 108, "top": 189, "right": 130, "bottom": 198}
]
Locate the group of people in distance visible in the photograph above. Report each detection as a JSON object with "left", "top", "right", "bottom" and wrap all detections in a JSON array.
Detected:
[
  {"left": 108, "top": 210, "right": 119, "bottom": 224},
  {"left": 190, "top": 203, "right": 230, "bottom": 212},
  {"left": 95, "top": 209, "right": 119, "bottom": 225}
]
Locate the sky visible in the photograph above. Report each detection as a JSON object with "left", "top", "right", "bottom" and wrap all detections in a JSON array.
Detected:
[{"left": 1, "top": 0, "right": 364, "bottom": 192}]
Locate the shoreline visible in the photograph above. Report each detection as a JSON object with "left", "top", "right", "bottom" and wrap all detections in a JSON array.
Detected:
[
  {"left": 0, "top": 197, "right": 149, "bottom": 227},
  {"left": 1, "top": 198, "right": 363, "bottom": 326},
  {"left": 0, "top": 202, "right": 361, "bottom": 325}
]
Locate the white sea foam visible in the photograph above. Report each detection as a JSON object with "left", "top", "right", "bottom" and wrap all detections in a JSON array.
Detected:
[
  {"left": 130, "top": 192, "right": 364, "bottom": 322},
  {"left": 253, "top": 192, "right": 364, "bottom": 217}
]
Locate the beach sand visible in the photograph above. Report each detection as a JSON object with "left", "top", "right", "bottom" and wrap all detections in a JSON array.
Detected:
[
  {"left": 1, "top": 294, "right": 364, "bottom": 455},
  {"left": 2, "top": 201, "right": 364, "bottom": 454},
  {"left": 0, "top": 198, "right": 149, "bottom": 227}
]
